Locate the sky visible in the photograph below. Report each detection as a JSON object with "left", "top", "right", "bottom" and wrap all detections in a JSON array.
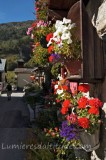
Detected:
[{"left": 0, "top": 0, "right": 35, "bottom": 24}]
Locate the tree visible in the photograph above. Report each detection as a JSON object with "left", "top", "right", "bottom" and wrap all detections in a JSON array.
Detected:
[{"left": 6, "top": 71, "right": 16, "bottom": 84}]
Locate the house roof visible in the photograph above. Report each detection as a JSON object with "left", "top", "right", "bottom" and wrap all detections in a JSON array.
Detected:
[
  {"left": 48, "top": 0, "right": 89, "bottom": 23},
  {"left": 14, "top": 68, "right": 34, "bottom": 73},
  {"left": 0, "top": 59, "right": 6, "bottom": 71}
]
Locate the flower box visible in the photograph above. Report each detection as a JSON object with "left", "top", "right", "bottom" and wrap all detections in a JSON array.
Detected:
[{"left": 79, "top": 128, "right": 100, "bottom": 152}]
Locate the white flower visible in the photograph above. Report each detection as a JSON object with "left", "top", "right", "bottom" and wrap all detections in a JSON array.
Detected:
[
  {"left": 57, "top": 41, "right": 63, "bottom": 47},
  {"left": 67, "top": 23, "right": 76, "bottom": 30},
  {"left": 55, "top": 20, "right": 63, "bottom": 29},
  {"left": 102, "top": 103, "right": 106, "bottom": 117},
  {"left": 47, "top": 17, "right": 76, "bottom": 49},
  {"left": 82, "top": 92, "right": 90, "bottom": 98},
  {"left": 57, "top": 89, "right": 63, "bottom": 95},
  {"left": 61, "top": 93, "right": 65, "bottom": 97},
  {"left": 63, "top": 17, "right": 71, "bottom": 24},
  {"left": 54, "top": 84, "right": 58, "bottom": 89},
  {"left": 53, "top": 28, "right": 63, "bottom": 37},
  {"left": 61, "top": 25, "right": 69, "bottom": 32},
  {"left": 47, "top": 35, "right": 61, "bottom": 47},
  {"left": 61, "top": 32, "right": 71, "bottom": 40},
  {"left": 57, "top": 74, "right": 63, "bottom": 80},
  {"left": 31, "top": 33, "right": 34, "bottom": 39},
  {"left": 47, "top": 38, "right": 53, "bottom": 47},
  {"left": 53, "top": 34, "right": 61, "bottom": 42},
  {"left": 67, "top": 38, "right": 72, "bottom": 44}
]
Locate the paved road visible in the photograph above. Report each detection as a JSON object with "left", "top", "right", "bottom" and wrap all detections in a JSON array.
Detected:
[{"left": 0, "top": 92, "right": 31, "bottom": 160}]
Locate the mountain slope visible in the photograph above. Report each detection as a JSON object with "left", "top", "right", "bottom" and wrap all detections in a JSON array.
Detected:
[{"left": 0, "top": 20, "right": 33, "bottom": 70}]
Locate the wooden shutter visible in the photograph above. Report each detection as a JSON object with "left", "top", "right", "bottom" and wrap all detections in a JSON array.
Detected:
[{"left": 67, "top": 0, "right": 104, "bottom": 81}]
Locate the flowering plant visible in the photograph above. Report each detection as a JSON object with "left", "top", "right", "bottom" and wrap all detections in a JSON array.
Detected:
[
  {"left": 35, "top": 0, "right": 48, "bottom": 21},
  {"left": 33, "top": 43, "right": 49, "bottom": 65},
  {"left": 46, "top": 18, "right": 81, "bottom": 63},
  {"left": 54, "top": 82, "right": 103, "bottom": 134}
]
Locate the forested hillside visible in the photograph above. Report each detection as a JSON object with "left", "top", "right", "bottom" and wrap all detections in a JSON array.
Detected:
[{"left": 0, "top": 20, "right": 33, "bottom": 70}]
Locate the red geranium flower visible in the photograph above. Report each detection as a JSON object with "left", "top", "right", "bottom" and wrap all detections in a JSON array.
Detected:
[
  {"left": 61, "top": 107, "right": 68, "bottom": 115},
  {"left": 88, "top": 98, "right": 103, "bottom": 108},
  {"left": 62, "top": 99, "right": 71, "bottom": 108},
  {"left": 78, "top": 117, "right": 89, "bottom": 129},
  {"left": 49, "top": 55, "right": 54, "bottom": 62},
  {"left": 61, "top": 99, "right": 71, "bottom": 115},
  {"left": 46, "top": 33, "right": 53, "bottom": 42},
  {"left": 78, "top": 84, "right": 90, "bottom": 93},
  {"left": 31, "top": 22, "right": 37, "bottom": 28},
  {"left": 78, "top": 97, "right": 88, "bottom": 109},
  {"left": 88, "top": 106, "right": 99, "bottom": 115},
  {"left": 62, "top": 85, "right": 68, "bottom": 91},
  {"left": 48, "top": 45, "right": 54, "bottom": 54}
]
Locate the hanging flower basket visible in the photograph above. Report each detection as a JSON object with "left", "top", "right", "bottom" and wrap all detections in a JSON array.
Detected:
[{"left": 79, "top": 127, "right": 100, "bottom": 152}]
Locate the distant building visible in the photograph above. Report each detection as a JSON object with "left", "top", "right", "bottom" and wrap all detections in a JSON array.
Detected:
[
  {"left": 14, "top": 54, "right": 45, "bottom": 89},
  {"left": 14, "top": 67, "right": 45, "bottom": 89},
  {"left": 0, "top": 58, "right": 7, "bottom": 91},
  {"left": 14, "top": 68, "right": 33, "bottom": 89}
]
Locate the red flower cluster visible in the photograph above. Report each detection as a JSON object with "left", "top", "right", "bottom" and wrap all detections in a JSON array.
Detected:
[
  {"left": 88, "top": 106, "right": 99, "bottom": 115},
  {"left": 78, "top": 117, "right": 89, "bottom": 129},
  {"left": 62, "top": 99, "right": 71, "bottom": 108},
  {"left": 48, "top": 45, "right": 54, "bottom": 54},
  {"left": 88, "top": 98, "right": 103, "bottom": 108},
  {"left": 61, "top": 99, "right": 71, "bottom": 115},
  {"left": 31, "top": 22, "right": 37, "bottom": 28},
  {"left": 46, "top": 33, "right": 53, "bottom": 42},
  {"left": 78, "top": 84, "right": 90, "bottom": 93},
  {"left": 49, "top": 55, "right": 54, "bottom": 62},
  {"left": 62, "top": 85, "right": 68, "bottom": 91},
  {"left": 78, "top": 96, "right": 88, "bottom": 109}
]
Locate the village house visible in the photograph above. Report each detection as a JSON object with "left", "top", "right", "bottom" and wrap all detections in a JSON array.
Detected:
[
  {"left": 14, "top": 59, "right": 45, "bottom": 90},
  {"left": 0, "top": 58, "right": 7, "bottom": 92}
]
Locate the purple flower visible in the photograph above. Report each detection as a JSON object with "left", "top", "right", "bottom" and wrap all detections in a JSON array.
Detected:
[
  {"left": 51, "top": 53, "right": 61, "bottom": 61},
  {"left": 60, "top": 121, "right": 78, "bottom": 141}
]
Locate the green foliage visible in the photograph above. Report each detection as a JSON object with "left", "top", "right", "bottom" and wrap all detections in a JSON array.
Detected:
[
  {"left": 6, "top": 55, "right": 19, "bottom": 71},
  {"left": 25, "top": 83, "right": 41, "bottom": 94},
  {"left": 35, "top": 107, "right": 59, "bottom": 130},
  {"left": 0, "top": 21, "right": 33, "bottom": 41},
  {"left": 29, "top": 148, "right": 54, "bottom": 160},
  {"left": 26, "top": 129, "right": 55, "bottom": 160},
  {"left": 24, "top": 56, "right": 37, "bottom": 68},
  {"left": 6, "top": 71, "right": 16, "bottom": 84},
  {"left": 33, "top": 44, "right": 49, "bottom": 66},
  {"left": 51, "top": 62, "right": 61, "bottom": 77},
  {"left": 25, "top": 83, "right": 44, "bottom": 107},
  {"left": 0, "top": 21, "right": 33, "bottom": 64},
  {"left": 35, "top": 0, "right": 48, "bottom": 21}
]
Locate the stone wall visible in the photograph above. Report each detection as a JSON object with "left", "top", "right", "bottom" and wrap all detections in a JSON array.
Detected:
[{"left": 86, "top": 0, "right": 106, "bottom": 37}]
